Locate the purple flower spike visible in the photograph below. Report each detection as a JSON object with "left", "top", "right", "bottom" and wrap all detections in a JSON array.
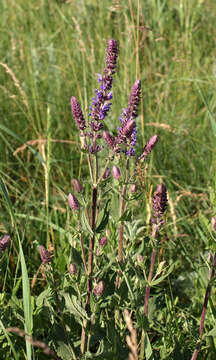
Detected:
[
  {"left": 104, "top": 39, "right": 118, "bottom": 90},
  {"left": 116, "top": 80, "right": 141, "bottom": 156},
  {"left": 68, "top": 193, "right": 80, "bottom": 211},
  {"left": 38, "top": 245, "right": 51, "bottom": 264},
  {"left": 93, "top": 281, "right": 104, "bottom": 297},
  {"left": 138, "top": 134, "right": 159, "bottom": 161},
  {"left": 152, "top": 184, "right": 167, "bottom": 219},
  {"left": 127, "top": 80, "right": 141, "bottom": 119},
  {"left": 103, "top": 131, "right": 115, "bottom": 149},
  {"left": 87, "top": 39, "right": 118, "bottom": 148},
  {"left": 71, "top": 96, "right": 86, "bottom": 131},
  {"left": 0, "top": 234, "right": 10, "bottom": 251},
  {"left": 151, "top": 184, "right": 167, "bottom": 237}
]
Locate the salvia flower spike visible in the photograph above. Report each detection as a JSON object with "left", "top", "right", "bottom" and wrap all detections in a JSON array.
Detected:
[
  {"left": 0, "top": 234, "right": 10, "bottom": 251},
  {"left": 38, "top": 245, "right": 51, "bottom": 264},
  {"left": 138, "top": 134, "right": 159, "bottom": 161},
  {"left": 152, "top": 184, "right": 167, "bottom": 219},
  {"left": 71, "top": 96, "right": 86, "bottom": 131},
  {"left": 88, "top": 39, "right": 118, "bottom": 133},
  {"left": 68, "top": 193, "right": 80, "bottom": 211},
  {"left": 116, "top": 80, "right": 141, "bottom": 156}
]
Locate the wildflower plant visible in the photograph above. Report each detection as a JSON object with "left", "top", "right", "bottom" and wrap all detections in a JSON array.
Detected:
[{"left": 67, "top": 38, "right": 170, "bottom": 357}]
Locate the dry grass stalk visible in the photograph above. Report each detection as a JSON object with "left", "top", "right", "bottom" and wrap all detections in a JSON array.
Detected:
[
  {"left": 124, "top": 309, "right": 138, "bottom": 360},
  {"left": 0, "top": 62, "right": 30, "bottom": 111},
  {"left": 13, "top": 138, "right": 76, "bottom": 156},
  {"left": 6, "top": 327, "right": 59, "bottom": 359}
]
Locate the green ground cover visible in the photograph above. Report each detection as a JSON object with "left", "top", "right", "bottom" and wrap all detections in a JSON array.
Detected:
[{"left": 1, "top": 0, "right": 216, "bottom": 359}]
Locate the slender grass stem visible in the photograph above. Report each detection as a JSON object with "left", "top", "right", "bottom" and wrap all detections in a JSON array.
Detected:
[
  {"left": 144, "top": 248, "right": 157, "bottom": 317},
  {"left": 191, "top": 252, "right": 216, "bottom": 360}
]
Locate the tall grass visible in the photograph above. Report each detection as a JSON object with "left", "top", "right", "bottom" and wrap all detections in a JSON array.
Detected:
[{"left": 0, "top": 0, "right": 216, "bottom": 358}]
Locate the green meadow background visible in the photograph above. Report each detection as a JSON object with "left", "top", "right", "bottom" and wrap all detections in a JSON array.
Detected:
[{"left": 1, "top": 0, "right": 216, "bottom": 358}]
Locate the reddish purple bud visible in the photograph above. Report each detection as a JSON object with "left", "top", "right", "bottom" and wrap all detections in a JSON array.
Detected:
[
  {"left": 211, "top": 217, "right": 216, "bottom": 232},
  {"left": 71, "top": 96, "right": 86, "bottom": 131},
  {"left": 152, "top": 184, "right": 167, "bottom": 219},
  {"left": 72, "top": 178, "right": 83, "bottom": 193},
  {"left": 137, "top": 254, "right": 144, "bottom": 262},
  {"left": 38, "top": 245, "right": 51, "bottom": 264},
  {"left": 112, "top": 165, "right": 121, "bottom": 180},
  {"left": 102, "top": 167, "right": 111, "bottom": 180},
  {"left": 103, "top": 131, "right": 115, "bottom": 149},
  {"left": 69, "top": 263, "right": 78, "bottom": 275},
  {"left": 0, "top": 234, "right": 10, "bottom": 251},
  {"left": 93, "top": 281, "right": 104, "bottom": 297},
  {"left": 130, "top": 184, "right": 137, "bottom": 194},
  {"left": 100, "top": 236, "right": 107, "bottom": 247},
  {"left": 138, "top": 134, "right": 158, "bottom": 161},
  {"left": 207, "top": 252, "right": 213, "bottom": 263},
  {"left": 68, "top": 193, "right": 80, "bottom": 211}
]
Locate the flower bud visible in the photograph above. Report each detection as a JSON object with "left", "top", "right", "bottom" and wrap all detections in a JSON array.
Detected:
[
  {"left": 211, "top": 217, "right": 216, "bottom": 232},
  {"left": 38, "top": 245, "right": 51, "bottom": 264},
  {"left": 68, "top": 193, "right": 80, "bottom": 211},
  {"left": 137, "top": 254, "right": 144, "bottom": 263},
  {"left": 130, "top": 184, "right": 136, "bottom": 194},
  {"left": 0, "top": 234, "right": 10, "bottom": 251},
  {"left": 138, "top": 134, "right": 158, "bottom": 161},
  {"left": 100, "top": 236, "right": 107, "bottom": 247},
  {"left": 112, "top": 165, "right": 121, "bottom": 180},
  {"left": 93, "top": 281, "right": 104, "bottom": 297},
  {"left": 69, "top": 263, "right": 78, "bottom": 275},
  {"left": 72, "top": 178, "right": 83, "bottom": 193},
  {"left": 102, "top": 167, "right": 111, "bottom": 180}
]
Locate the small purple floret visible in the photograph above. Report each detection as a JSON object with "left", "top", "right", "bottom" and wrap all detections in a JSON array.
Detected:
[
  {"left": 0, "top": 234, "right": 10, "bottom": 251},
  {"left": 38, "top": 245, "right": 51, "bottom": 264}
]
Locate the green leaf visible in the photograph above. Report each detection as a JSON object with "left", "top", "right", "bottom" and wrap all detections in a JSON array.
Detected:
[
  {"left": 36, "top": 287, "right": 53, "bottom": 308},
  {"left": 71, "top": 247, "right": 83, "bottom": 268},
  {"left": 207, "top": 326, "right": 216, "bottom": 337},
  {"left": 150, "top": 263, "right": 175, "bottom": 286},
  {"left": 81, "top": 211, "right": 94, "bottom": 236},
  {"left": 144, "top": 333, "right": 154, "bottom": 360},
  {"left": 96, "top": 199, "right": 111, "bottom": 233},
  {"left": 62, "top": 293, "right": 89, "bottom": 324},
  {"left": 118, "top": 209, "right": 132, "bottom": 222},
  {"left": 0, "top": 321, "right": 19, "bottom": 360},
  {"left": 57, "top": 342, "right": 74, "bottom": 360}
]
